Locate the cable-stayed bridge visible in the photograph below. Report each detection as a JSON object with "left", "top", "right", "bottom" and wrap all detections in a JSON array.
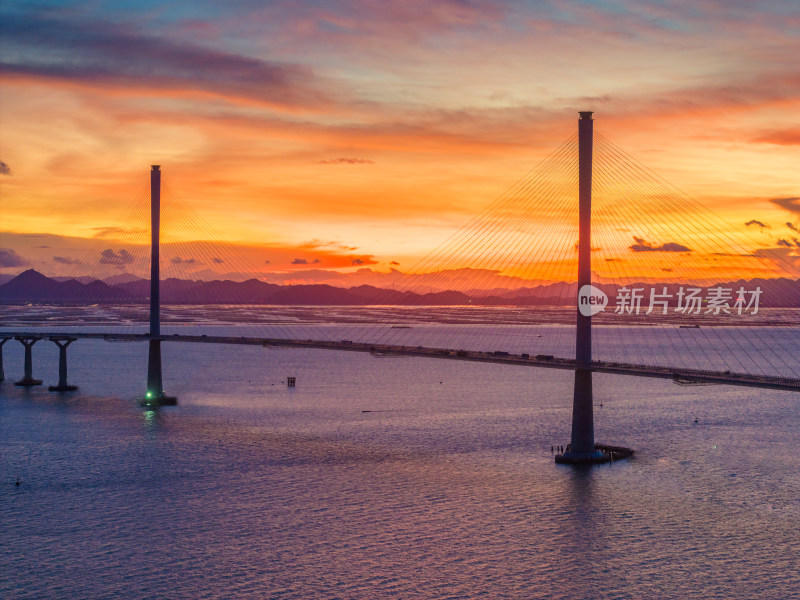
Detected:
[
  {"left": 3, "top": 331, "right": 799, "bottom": 392},
  {"left": 2, "top": 112, "right": 799, "bottom": 463}
]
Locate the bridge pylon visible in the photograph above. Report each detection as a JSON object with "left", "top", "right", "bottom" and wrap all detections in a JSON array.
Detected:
[
  {"left": 140, "top": 165, "right": 176, "bottom": 408},
  {"left": 556, "top": 112, "right": 632, "bottom": 465}
]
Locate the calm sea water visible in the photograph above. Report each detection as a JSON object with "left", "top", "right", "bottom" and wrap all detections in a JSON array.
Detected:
[{"left": 2, "top": 310, "right": 799, "bottom": 599}]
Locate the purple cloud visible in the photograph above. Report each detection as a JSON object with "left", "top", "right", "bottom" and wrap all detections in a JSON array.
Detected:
[
  {"left": 99, "top": 248, "right": 134, "bottom": 266},
  {"left": 0, "top": 248, "right": 28, "bottom": 267},
  {"left": 629, "top": 236, "right": 691, "bottom": 253},
  {"left": 53, "top": 256, "right": 82, "bottom": 265},
  {"left": 771, "top": 197, "right": 800, "bottom": 214},
  {"left": 171, "top": 256, "right": 199, "bottom": 265},
  {"left": 0, "top": 10, "right": 333, "bottom": 112},
  {"left": 745, "top": 219, "right": 768, "bottom": 228},
  {"left": 291, "top": 258, "right": 321, "bottom": 265}
]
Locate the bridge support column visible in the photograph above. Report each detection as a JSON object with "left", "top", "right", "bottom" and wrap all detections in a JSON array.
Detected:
[
  {"left": 48, "top": 337, "right": 78, "bottom": 392},
  {"left": 140, "top": 165, "right": 176, "bottom": 408},
  {"left": 0, "top": 337, "right": 10, "bottom": 382},
  {"left": 14, "top": 336, "right": 43, "bottom": 387}
]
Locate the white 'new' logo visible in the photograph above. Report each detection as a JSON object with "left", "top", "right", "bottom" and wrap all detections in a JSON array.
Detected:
[{"left": 578, "top": 285, "right": 608, "bottom": 316}]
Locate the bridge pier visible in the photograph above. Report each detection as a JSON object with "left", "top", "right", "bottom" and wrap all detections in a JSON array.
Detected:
[
  {"left": 14, "top": 336, "right": 43, "bottom": 387},
  {"left": 0, "top": 337, "right": 10, "bottom": 382},
  {"left": 48, "top": 337, "right": 78, "bottom": 392}
]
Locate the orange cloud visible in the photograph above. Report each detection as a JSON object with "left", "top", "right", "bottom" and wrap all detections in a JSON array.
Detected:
[{"left": 752, "top": 129, "right": 800, "bottom": 146}]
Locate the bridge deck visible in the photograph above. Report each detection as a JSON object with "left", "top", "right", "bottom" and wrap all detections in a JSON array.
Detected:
[{"left": 3, "top": 331, "right": 799, "bottom": 392}]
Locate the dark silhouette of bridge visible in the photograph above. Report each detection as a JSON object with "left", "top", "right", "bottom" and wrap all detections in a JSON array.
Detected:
[{"left": 2, "top": 112, "right": 798, "bottom": 464}]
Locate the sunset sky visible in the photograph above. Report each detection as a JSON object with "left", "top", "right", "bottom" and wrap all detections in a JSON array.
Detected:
[{"left": 1, "top": 0, "right": 799, "bottom": 286}]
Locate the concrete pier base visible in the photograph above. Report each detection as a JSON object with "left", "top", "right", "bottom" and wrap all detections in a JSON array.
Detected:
[
  {"left": 13, "top": 378, "right": 42, "bottom": 387},
  {"left": 14, "top": 336, "right": 42, "bottom": 387},
  {"left": 49, "top": 383, "right": 78, "bottom": 392},
  {"left": 139, "top": 394, "right": 178, "bottom": 408},
  {"left": 556, "top": 444, "right": 635, "bottom": 465},
  {"left": 556, "top": 449, "right": 608, "bottom": 464},
  {"left": 48, "top": 337, "right": 78, "bottom": 392}
]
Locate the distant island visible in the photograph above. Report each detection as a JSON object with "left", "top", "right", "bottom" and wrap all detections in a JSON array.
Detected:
[{"left": 1, "top": 269, "right": 798, "bottom": 307}]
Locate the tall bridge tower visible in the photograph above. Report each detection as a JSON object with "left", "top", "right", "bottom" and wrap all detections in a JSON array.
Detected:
[
  {"left": 142, "top": 165, "right": 177, "bottom": 407},
  {"left": 556, "top": 112, "right": 616, "bottom": 464}
]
